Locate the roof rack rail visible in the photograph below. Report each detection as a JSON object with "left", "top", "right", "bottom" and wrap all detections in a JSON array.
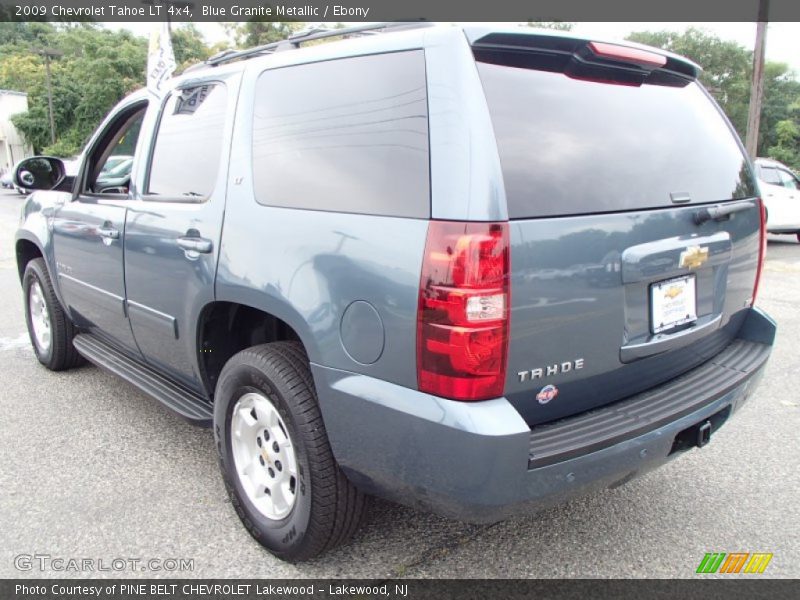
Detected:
[{"left": 200, "top": 21, "right": 433, "bottom": 68}]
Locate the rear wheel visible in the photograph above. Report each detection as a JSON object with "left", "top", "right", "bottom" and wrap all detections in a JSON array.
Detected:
[
  {"left": 22, "top": 258, "right": 84, "bottom": 370},
  {"left": 214, "top": 342, "right": 367, "bottom": 562}
]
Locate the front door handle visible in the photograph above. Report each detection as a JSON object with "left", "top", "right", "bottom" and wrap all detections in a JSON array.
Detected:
[
  {"left": 176, "top": 236, "right": 213, "bottom": 254},
  {"left": 98, "top": 226, "right": 119, "bottom": 239}
]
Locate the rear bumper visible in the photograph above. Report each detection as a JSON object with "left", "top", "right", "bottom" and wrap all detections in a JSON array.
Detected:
[{"left": 313, "top": 308, "right": 776, "bottom": 523}]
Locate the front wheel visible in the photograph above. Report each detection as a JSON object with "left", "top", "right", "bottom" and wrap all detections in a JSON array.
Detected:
[
  {"left": 22, "top": 258, "right": 84, "bottom": 370},
  {"left": 214, "top": 342, "right": 367, "bottom": 562}
]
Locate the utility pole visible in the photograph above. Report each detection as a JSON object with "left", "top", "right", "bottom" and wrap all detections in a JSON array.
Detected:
[
  {"left": 37, "top": 48, "right": 63, "bottom": 146},
  {"left": 745, "top": 0, "right": 769, "bottom": 159}
]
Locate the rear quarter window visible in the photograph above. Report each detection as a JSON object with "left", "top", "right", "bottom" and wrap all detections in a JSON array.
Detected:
[
  {"left": 477, "top": 62, "right": 757, "bottom": 218},
  {"left": 252, "top": 51, "right": 430, "bottom": 218}
]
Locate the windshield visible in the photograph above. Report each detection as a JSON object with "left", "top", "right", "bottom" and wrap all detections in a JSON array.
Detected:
[{"left": 105, "top": 158, "right": 133, "bottom": 178}]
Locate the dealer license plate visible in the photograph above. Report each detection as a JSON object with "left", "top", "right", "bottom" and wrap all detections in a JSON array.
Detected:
[{"left": 650, "top": 274, "right": 697, "bottom": 334}]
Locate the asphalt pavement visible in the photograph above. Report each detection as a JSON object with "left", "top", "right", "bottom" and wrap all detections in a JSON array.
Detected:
[{"left": 1, "top": 187, "right": 798, "bottom": 578}]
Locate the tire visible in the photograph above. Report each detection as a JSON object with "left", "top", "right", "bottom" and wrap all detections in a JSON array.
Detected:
[
  {"left": 22, "top": 258, "right": 85, "bottom": 370},
  {"left": 214, "top": 341, "right": 367, "bottom": 562}
]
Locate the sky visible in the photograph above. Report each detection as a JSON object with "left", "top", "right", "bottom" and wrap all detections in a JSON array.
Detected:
[{"left": 109, "top": 21, "right": 800, "bottom": 75}]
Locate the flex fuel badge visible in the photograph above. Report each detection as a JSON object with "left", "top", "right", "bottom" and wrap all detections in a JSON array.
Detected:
[{"left": 536, "top": 385, "right": 559, "bottom": 405}]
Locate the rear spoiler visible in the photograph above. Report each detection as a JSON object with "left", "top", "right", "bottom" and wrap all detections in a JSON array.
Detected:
[{"left": 467, "top": 30, "right": 700, "bottom": 85}]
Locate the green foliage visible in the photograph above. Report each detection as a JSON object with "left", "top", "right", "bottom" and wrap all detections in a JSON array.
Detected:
[
  {"left": 760, "top": 64, "right": 800, "bottom": 169},
  {"left": 0, "top": 22, "right": 211, "bottom": 157},
  {"left": 0, "top": 22, "right": 148, "bottom": 156},
  {"left": 767, "top": 118, "right": 800, "bottom": 168},
  {"left": 42, "top": 136, "right": 85, "bottom": 158},
  {"left": 171, "top": 24, "right": 212, "bottom": 71},
  {"left": 223, "top": 21, "right": 304, "bottom": 48}
]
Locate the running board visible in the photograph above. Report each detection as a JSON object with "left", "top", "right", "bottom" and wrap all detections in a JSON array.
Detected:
[{"left": 73, "top": 334, "right": 213, "bottom": 426}]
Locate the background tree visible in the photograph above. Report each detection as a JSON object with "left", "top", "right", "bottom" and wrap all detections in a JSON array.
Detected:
[
  {"left": 768, "top": 114, "right": 800, "bottom": 167},
  {"left": 0, "top": 22, "right": 215, "bottom": 157},
  {"left": 222, "top": 21, "right": 304, "bottom": 48},
  {"left": 171, "top": 23, "right": 213, "bottom": 70},
  {"left": 0, "top": 23, "right": 148, "bottom": 156},
  {"left": 760, "top": 62, "right": 800, "bottom": 164}
]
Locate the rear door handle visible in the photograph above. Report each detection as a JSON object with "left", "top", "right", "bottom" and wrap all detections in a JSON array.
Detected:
[
  {"left": 98, "top": 227, "right": 119, "bottom": 239},
  {"left": 176, "top": 236, "right": 213, "bottom": 254},
  {"left": 694, "top": 202, "right": 752, "bottom": 225}
]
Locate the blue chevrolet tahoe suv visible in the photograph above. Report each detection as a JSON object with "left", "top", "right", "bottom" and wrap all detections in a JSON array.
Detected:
[{"left": 13, "top": 23, "right": 776, "bottom": 561}]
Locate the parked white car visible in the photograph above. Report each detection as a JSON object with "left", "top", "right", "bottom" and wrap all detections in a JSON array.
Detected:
[
  {"left": 0, "top": 170, "right": 13, "bottom": 189},
  {"left": 756, "top": 157, "right": 800, "bottom": 241}
]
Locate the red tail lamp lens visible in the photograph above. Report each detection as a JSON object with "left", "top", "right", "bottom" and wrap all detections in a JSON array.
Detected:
[{"left": 417, "top": 221, "right": 510, "bottom": 401}]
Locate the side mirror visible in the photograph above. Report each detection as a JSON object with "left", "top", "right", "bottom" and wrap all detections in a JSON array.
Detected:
[{"left": 14, "top": 156, "right": 66, "bottom": 191}]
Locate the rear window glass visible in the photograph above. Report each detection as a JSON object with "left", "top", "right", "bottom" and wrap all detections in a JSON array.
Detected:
[
  {"left": 252, "top": 51, "right": 430, "bottom": 218},
  {"left": 476, "top": 62, "right": 756, "bottom": 218}
]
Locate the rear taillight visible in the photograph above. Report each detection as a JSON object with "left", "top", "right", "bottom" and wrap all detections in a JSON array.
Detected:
[
  {"left": 416, "top": 221, "right": 510, "bottom": 401},
  {"left": 752, "top": 198, "right": 767, "bottom": 305}
]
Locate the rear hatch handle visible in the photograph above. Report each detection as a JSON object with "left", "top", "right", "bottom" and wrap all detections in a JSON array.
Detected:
[{"left": 694, "top": 202, "right": 752, "bottom": 225}]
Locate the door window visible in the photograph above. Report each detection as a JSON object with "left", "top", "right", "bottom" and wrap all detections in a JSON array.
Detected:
[
  {"left": 758, "top": 166, "right": 782, "bottom": 185},
  {"left": 777, "top": 168, "right": 800, "bottom": 191},
  {"left": 84, "top": 104, "right": 147, "bottom": 196},
  {"left": 146, "top": 83, "right": 228, "bottom": 201}
]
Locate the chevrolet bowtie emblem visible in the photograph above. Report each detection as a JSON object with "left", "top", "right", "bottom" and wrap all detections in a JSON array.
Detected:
[{"left": 679, "top": 245, "right": 709, "bottom": 270}]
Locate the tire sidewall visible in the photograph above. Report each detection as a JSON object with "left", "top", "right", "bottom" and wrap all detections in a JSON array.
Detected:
[
  {"left": 23, "top": 261, "right": 54, "bottom": 366},
  {"left": 214, "top": 358, "right": 313, "bottom": 558}
]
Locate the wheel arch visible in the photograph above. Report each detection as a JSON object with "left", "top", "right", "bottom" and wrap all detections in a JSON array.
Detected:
[
  {"left": 15, "top": 232, "right": 71, "bottom": 317},
  {"left": 16, "top": 236, "right": 44, "bottom": 283},
  {"left": 196, "top": 301, "right": 314, "bottom": 398}
]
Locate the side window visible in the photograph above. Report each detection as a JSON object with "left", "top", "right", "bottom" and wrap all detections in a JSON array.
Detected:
[
  {"left": 759, "top": 166, "right": 782, "bottom": 185},
  {"left": 251, "top": 51, "right": 430, "bottom": 218},
  {"left": 85, "top": 104, "right": 146, "bottom": 196},
  {"left": 146, "top": 83, "right": 227, "bottom": 200},
  {"left": 778, "top": 169, "right": 800, "bottom": 191}
]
